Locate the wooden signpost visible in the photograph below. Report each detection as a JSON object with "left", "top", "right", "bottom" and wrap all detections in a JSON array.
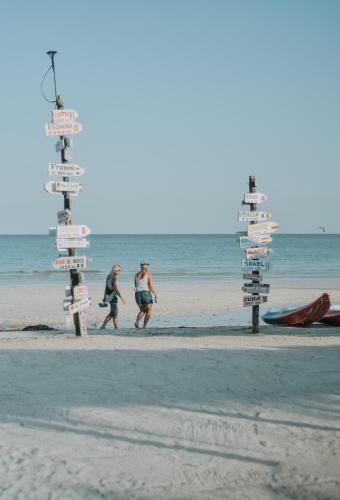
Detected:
[
  {"left": 238, "top": 176, "right": 278, "bottom": 333},
  {"left": 43, "top": 50, "right": 90, "bottom": 336}
]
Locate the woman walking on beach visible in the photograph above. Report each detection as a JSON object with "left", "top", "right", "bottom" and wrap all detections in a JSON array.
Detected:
[
  {"left": 100, "top": 265, "right": 126, "bottom": 329},
  {"left": 134, "top": 261, "right": 158, "bottom": 329}
]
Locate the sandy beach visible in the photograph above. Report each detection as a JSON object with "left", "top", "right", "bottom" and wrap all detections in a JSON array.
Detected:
[
  {"left": 1, "top": 278, "right": 340, "bottom": 331},
  {"left": 0, "top": 326, "right": 339, "bottom": 499}
]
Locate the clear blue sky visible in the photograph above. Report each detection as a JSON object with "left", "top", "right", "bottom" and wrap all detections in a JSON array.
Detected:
[{"left": 1, "top": 0, "right": 340, "bottom": 233}]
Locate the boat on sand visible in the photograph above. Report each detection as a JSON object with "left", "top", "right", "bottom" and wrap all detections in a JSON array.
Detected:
[
  {"left": 262, "top": 293, "right": 330, "bottom": 326},
  {"left": 319, "top": 306, "right": 340, "bottom": 326}
]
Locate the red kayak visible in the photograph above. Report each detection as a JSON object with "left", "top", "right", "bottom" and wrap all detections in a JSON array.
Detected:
[
  {"left": 319, "top": 306, "right": 340, "bottom": 326},
  {"left": 262, "top": 293, "right": 330, "bottom": 326}
]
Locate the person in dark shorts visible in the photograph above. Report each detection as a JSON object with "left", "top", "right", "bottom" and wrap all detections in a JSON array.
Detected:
[
  {"left": 100, "top": 265, "right": 125, "bottom": 329},
  {"left": 134, "top": 261, "right": 158, "bottom": 329}
]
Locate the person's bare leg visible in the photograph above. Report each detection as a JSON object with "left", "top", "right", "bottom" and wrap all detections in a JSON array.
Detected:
[
  {"left": 100, "top": 315, "right": 112, "bottom": 329},
  {"left": 113, "top": 317, "right": 119, "bottom": 329},
  {"left": 143, "top": 305, "right": 153, "bottom": 328},
  {"left": 135, "top": 308, "right": 145, "bottom": 328}
]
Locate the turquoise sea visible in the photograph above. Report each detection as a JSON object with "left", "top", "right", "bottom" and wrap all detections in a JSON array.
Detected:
[{"left": 0, "top": 234, "right": 339, "bottom": 288}]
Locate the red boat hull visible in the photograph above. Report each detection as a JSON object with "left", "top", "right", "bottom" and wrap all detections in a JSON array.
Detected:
[
  {"left": 262, "top": 293, "right": 330, "bottom": 326},
  {"left": 319, "top": 308, "right": 340, "bottom": 326}
]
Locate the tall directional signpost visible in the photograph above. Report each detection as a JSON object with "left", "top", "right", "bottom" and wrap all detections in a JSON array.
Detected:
[
  {"left": 238, "top": 176, "right": 278, "bottom": 333},
  {"left": 43, "top": 51, "right": 91, "bottom": 336}
]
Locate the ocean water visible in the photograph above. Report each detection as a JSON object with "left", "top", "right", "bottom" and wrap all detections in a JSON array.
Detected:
[{"left": 0, "top": 234, "right": 339, "bottom": 288}]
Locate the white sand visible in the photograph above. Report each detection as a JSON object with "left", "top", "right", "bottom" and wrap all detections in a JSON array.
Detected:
[
  {"left": 1, "top": 278, "right": 340, "bottom": 330},
  {"left": 0, "top": 327, "right": 339, "bottom": 499}
]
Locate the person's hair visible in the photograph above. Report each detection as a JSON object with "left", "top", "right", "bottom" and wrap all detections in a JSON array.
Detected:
[{"left": 109, "top": 264, "right": 121, "bottom": 278}]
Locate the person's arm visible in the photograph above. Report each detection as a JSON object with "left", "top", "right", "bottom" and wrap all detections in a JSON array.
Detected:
[
  {"left": 148, "top": 273, "right": 158, "bottom": 302},
  {"left": 112, "top": 277, "right": 126, "bottom": 304}
]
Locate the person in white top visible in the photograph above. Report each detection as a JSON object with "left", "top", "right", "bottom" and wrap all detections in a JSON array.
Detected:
[{"left": 134, "top": 261, "right": 158, "bottom": 329}]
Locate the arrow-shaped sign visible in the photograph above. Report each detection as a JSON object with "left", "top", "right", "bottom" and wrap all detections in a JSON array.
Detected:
[
  {"left": 44, "top": 181, "right": 83, "bottom": 195},
  {"left": 67, "top": 297, "right": 91, "bottom": 314},
  {"left": 45, "top": 122, "right": 83, "bottom": 137},
  {"left": 49, "top": 163, "right": 85, "bottom": 177},
  {"left": 248, "top": 222, "right": 278, "bottom": 237}
]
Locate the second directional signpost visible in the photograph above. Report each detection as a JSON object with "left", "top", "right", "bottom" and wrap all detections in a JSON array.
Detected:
[{"left": 238, "top": 176, "right": 278, "bottom": 333}]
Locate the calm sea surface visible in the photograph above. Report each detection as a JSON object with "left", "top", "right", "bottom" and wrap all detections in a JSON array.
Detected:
[{"left": 0, "top": 234, "right": 338, "bottom": 288}]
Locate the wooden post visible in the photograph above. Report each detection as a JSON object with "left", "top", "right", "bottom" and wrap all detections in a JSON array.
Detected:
[
  {"left": 249, "top": 175, "right": 259, "bottom": 333},
  {"left": 56, "top": 95, "right": 81, "bottom": 336}
]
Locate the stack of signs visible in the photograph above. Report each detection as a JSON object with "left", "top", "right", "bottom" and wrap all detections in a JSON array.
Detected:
[
  {"left": 44, "top": 108, "right": 91, "bottom": 335},
  {"left": 238, "top": 191, "right": 278, "bottom": 308}
]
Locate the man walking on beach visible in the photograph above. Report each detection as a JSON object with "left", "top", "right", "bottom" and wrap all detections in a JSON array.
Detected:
[
  {"left": 100, "top": 265, "right": 126, "bottom": 330},
  {"left": 134, "top": 261, "right": 158, "bottom": 329}
]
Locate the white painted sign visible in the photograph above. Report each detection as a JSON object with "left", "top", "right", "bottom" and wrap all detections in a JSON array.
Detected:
[
  {"left": 78, "top": 309, "right": 88, "bottom": 336},
  {"left": 73, "top": 285, "right": 89, "bottom": 300},
  {"left": 56, "top": 238, "right": 90, "bottom": 250},
  {"left": 238, "top": 211, "right": 271, "bottom": 222},
  {"left": 247, "top": 234, "right": 273, "bottom": 245},
  {"left": 243, "top": 283, "right": 270, "bottom": 294},
  {"left": 44, "top": 181, "right": 83, "bottom": 195},
  {"left": 55, "top": 139, "right": 65, "bottom": 152},
  {"left": 244, "top": 193, "right": 267, "bottom": 204},
  {"left": 246, "top": 247, "right": 272, "bottom": 259},
  {"left": 236, "top": 231, "right": 247, "bottom": 240},
  {"left": 248, "top": 222, "right": 279, "bottom": 237},
  {"left": 56, "top": 225, "right": 91, "bottom": 239},
  {"left": 57, "top": 209, "right": 71, "bottom": 224},
  {"left": 64, "top": 147, "right": 73, "bottom": 162},
  {"left": 52, "top": 109, "right": 79, "bottom": 123},
  {"left": 241, "top": 259, "right": 270, "bottom": 271},
  {"left": 65, "top": 285, "right": 72, "bottom": 297},
  {"left": 243, "top": 295, "right": 268, "bottom": 307},
  {"left": 240, "top": 235, "right": 272, "bottom": 248},
  {"left": 45, "top": 122, "right": 83, "bottom": 137},
  {"left": 243, "top": 272, "right": 263, "bottom": 281},
  {"left": 52, "top": 255, "right": 91, "bottom": 271},
  {"left": 49, "top": 163, "right": 85, "bottom": 177},
  {"left": 66, "top": 297, "right": 92, "bottom": 314}
]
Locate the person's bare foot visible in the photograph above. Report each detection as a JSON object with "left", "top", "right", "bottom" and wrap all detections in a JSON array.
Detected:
[{"left": 134, "top": 323, "right": 139, "bottom": 329}]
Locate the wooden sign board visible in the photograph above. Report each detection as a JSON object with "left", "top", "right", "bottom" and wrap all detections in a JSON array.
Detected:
[
  {"left": 66, "top": 297, "right": 91, "bottom": 314},
  {"left": 52, "top": 109, "right": 79, "bottom": 123},
  {"left": 56, "top": 225, "right": 91, "bottom": 239},
  {"left": 64, "top": 147, "right": 73, "bottom": 162},
  {"left": 55, "top": 139, "right": 65, "bottom": 152},
  {"left": 56, "top": 238, "right": 90, "bottom": 250},
  {"left": 241, "top": 259, "right": 270, "bottom": 271},
  {"left": 238, "top": 211, "right": 271, "bottom": 222},
  {"left": 243, "top": 283, "right": 270, "bottom": 294},
  {"left": 49, "top": 163, "right": 85, "bottom": 177},
  {"left": 57, "top": 209, "right": 71, "bottom": 224},
  {"left": 248, "top": 222, "right": 279, "bottom": 237},
  {"left": 247, "top": 234, "right": 273, "bottom": 245},
  {"left": 78, "top": 310, "right": 88, "bottom": 336},
  {"left": 45, "top": 122, "right": 83, "bottom": 137},
  {"left": 73, "top": 285, "right": 89, "bottom": 300},
  {"left": 243, "top": 295, "right": 268, "bottom": 307},
  {"left": 44, "top": 181, "right": 83, "bottom": 194},
  {"left": 243, "top": 272, "right": 263, "bottom": 281},
  {"left": 246, "top": 247, "right": 272, "bottom": 258},
  {"left": 244, "top": 193, "right": 267, "bottom": 204},
  {"left": 52, "top": 256, "right": 91, "bottom": 271}
]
